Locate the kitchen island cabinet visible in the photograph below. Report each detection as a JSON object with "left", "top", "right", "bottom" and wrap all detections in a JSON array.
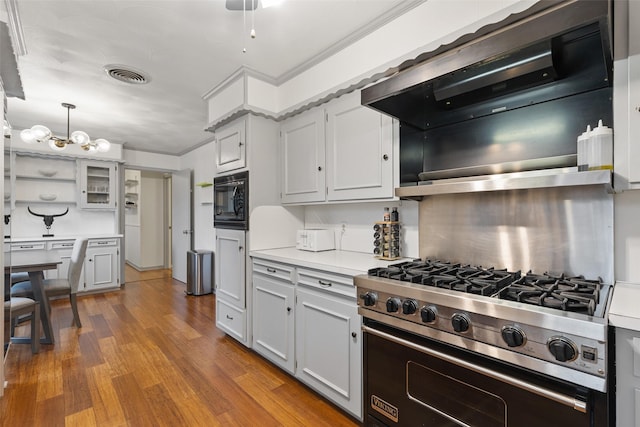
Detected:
[{"left": 280, "top": 91, "right": 397, "bottom": 205}]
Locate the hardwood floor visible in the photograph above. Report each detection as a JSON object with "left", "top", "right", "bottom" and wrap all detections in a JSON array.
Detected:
[{"left": 0, "top": 266, "right": 359, "bottom": 426}]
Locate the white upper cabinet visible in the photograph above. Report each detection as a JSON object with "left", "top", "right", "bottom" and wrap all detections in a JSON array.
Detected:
[
  {"left": 280, "top": 109, "right": 326, "bottom": 204},
  {"left": 325, "top": 93, "right": 394, "bottom": 201},
  {"left": 78, "top": 160, "right": 117, "bottom": 209},
  {"left": 280, "top": 91, "right": 396, "bottom": 205},
  {"left": 215, "top": 118, "right": 246, "bottom": 174}
]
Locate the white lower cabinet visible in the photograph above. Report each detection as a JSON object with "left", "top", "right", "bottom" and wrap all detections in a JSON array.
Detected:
[
  {"left": 252, "top": 260, "right": 295, "bottom": 373},
  {"left": 83, "top": 239, "right": 119, "bottom": 292},
  {"left": 45, "top": 240, "right": 76, "bottom": 280},
  {"left": 9, "top": 237, "right": 120, "bottom": 292},
  {"left": 250, "top": 257, "right": 362, "bottom": 420},
  {"left": 295, "top": 271, "right": 362, "bottom": 420},
  {"left": 215, "top": 228, "right": 248, "bottom": 344}
]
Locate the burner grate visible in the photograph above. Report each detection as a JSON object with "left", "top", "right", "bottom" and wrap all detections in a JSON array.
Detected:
[{"left": 367, "top": 259, "right": 605, "bottom": 315}]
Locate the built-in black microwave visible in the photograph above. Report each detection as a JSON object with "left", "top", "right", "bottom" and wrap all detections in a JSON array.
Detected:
[{"left": 213, "top": 171, "right": 248, "bottom": 230}]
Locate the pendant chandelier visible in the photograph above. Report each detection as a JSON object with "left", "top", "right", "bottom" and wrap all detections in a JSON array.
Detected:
[{"left": 20, "top": 103, "right": 111, "bottom": 153}]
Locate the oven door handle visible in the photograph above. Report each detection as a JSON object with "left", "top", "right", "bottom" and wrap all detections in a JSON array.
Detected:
[{"left": 362, "top": 325, "right": 588, "bottom": 414}]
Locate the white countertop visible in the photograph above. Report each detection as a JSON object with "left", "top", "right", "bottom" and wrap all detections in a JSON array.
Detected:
[
  {"left": 250, "top": 247, "right": 413, "bottom": 277},
  {"left": 6, "top": 234, "right": 123, "bottom": 243},
  {"left": 609, "top": 281, "right": 640, "bottom": 330}
]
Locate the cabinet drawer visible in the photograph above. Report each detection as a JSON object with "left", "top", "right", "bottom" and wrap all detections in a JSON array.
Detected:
[
  {"left": 47, "top": 240, "right": 75, "bottom": 250},
  {"left": 11, "top": 242, "right": 46, "bottom": 251},
  {"left": 252, "top": 258, "right": 295, "bottom": 282},
  {"left": 297, "top": 267, "right": 356, "bottom": 299},
  {"left": 216, "top": 299, "right": 246, "bottom": 342},
  {"left": 88, "top": 239, "right": 118, "bottom": 248}
]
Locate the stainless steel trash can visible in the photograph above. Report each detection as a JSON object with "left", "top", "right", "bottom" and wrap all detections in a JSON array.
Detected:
[{"left": 186, "top": 250, "right": 213, "bottom": 296}]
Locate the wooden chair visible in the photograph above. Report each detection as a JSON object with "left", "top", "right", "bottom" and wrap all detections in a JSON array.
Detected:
[
  {"left": 11, "top": 238, "right": 88, "bottom": 327},
  {"left": 4, "top": 297, "right": 40, "bottom": 354}
]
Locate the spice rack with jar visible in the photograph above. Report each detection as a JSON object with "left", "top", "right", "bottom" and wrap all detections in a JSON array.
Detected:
[{"left": 373, "top": 221, "right": 401, "bottom": 260}]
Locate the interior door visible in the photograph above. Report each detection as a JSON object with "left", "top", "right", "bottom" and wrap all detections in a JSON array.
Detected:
[{"left": 171, "top": 169, "right": 193, "bottom": 283}]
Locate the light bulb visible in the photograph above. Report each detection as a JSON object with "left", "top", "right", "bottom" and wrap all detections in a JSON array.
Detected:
[
  {"left": 250, "top": 28, "right": 256, "bottom": 39},
  {"left": 20, "top": 129, "right": 36, "bottom": 144},
  {"left": 48, "top": 139, "right": 67, "bottom": 151},
  {"left": 71, "top": 130, "right": 90, "bottom": 146},
  {"left": 31, "top": 125, "right": 52, "bottom": 142},
  {"left": 95, "top": 138, "right": 111, "bottom": 152}
]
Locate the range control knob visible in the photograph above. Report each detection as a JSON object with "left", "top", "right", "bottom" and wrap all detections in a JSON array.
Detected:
[
  {"left": 420, "top": 306, "right": 437, "bottom": 323},
  {"left": 451, "top": 313, "right": 470, "bottom": 333},
  {"left": 386, "top": 297, "right": 401, "bottom": 313},
  {"left": 362, "top": 292, "right": 378, "bottom": 307},
  {"left": 548, "top": 337, "right": 578, "bottom": 362},
  {"left": 402, "top": 299, "right": 418, "bottom": 315},
  {"left": 501, "top": 326, "right": 526, "bottom": 348}
]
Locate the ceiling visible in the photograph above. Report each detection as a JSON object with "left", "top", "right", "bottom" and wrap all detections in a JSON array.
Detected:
[{"left": 3, "top": 0, "right": 416, "bottom": 156}]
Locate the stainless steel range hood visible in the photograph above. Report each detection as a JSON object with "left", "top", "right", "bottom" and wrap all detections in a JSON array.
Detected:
[
  {"left": 361, "top": 0, "right": 612, "bottom": 197},
  {"left": 361, "top": 0, "right": 611, "bottom": 128}
]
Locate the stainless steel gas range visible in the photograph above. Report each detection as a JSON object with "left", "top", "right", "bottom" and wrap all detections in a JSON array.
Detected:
[{"left": 356, "top": 259, "right": 613, "bottom": 427}]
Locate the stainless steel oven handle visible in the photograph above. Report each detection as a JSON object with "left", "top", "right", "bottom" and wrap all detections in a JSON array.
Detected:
[{"left": 362, "top": 325, "right": 588, "bottom": 414}]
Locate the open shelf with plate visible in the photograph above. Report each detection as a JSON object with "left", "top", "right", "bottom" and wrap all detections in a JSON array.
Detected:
[{"left": 12, "top": 152, "right": 77, "bottom": 205}]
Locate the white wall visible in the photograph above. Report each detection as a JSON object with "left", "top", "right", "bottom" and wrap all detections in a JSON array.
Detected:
[
  {"left": 123, "top": 149, "right": 181, "bottom": 171},
  {"left": 139, "top": 171, "right": 165, "bottom": 268},
  {"left": 278, "top": 0, "right": 536, "bottom": 115},
  {"left": 180, "top": 141, "right": 215, "bottom": 251},
  {"left": 304, "top": 200, "right": 419, "bottom": 258}
]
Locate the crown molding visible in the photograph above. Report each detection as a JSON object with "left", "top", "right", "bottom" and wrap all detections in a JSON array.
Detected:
[{"left": 5, "top": 0, "right": 26, "bottom": 56}]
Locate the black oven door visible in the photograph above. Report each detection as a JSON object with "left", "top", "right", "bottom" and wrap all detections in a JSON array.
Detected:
[
  {"left": 214, "top": 171, "right": 248, "bottom": 230},
  {"left": 362, "top": 320, "right": 609, "bottom": 427}
]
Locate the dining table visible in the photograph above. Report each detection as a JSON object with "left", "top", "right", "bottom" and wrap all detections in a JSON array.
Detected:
[{"left": 4, "top": 250, "right": 62, "bottom": 345}]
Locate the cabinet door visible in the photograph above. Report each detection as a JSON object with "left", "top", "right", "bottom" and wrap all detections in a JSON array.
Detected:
[
  {"left": 253, "top": 273, "right": 295, "bottom": 373},
  {"left": 215, "top": 118, "right": 246, "bottom": 174},
  {"left": 45, "top": 240, "right": 75, "bottom": 280},
  {"left": 326, "top": 93, "right": 394, "bottom": 201},
  {"left": 214, "top": 228, "right": 245, "bottom": 308},
  {"left": 295, "top": 286, "right": 362, "bottom": 419},
  {"left": 79, "top": 160, "right": 117, "bottom": 209},
  {"left": 280, "top": 108, "right": 326, "bottom": 204},
  {"left": 84, "top": 240, "right": 119, "bottom": 291},
  {"left": 628, "top": 1, "right": 640, "bottom": 183}
]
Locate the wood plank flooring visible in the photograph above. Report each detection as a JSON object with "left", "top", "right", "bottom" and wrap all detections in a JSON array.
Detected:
[{"left": 0, "top": 266, "right": 359, "bottom": 426}]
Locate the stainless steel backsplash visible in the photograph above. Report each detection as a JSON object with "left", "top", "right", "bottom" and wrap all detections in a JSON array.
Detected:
[{"left": 418, "top": 185, "right": 614, "bottom": 284}]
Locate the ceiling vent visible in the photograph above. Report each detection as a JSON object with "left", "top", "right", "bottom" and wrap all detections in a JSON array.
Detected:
[{"left": 104, "top": 64, "right": 150, "bottom": 85}]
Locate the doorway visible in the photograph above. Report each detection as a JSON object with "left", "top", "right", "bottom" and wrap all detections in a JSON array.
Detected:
[{"left": 124, "top": 169, "right": 172, "bottom": 271}]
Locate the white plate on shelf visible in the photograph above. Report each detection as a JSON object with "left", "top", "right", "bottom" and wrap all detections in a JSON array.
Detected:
[
  {"left": 38, "top": 169, "right": 58, "bottom": 177},
  {"left": 39, "top": 194, "right": 57, "bottom": 201}
]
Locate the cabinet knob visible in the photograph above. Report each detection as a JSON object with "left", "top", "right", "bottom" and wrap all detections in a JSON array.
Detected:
[
  {"left": 383, "top": 154, "right": 389, "bottom": 161},
  {"left": 317, "top": 166, "right": 322, "bottom": 171},
  {"left": 287, "top": 307, "right": 292, "bottom": 313},
  {"left": 351, "top": 332, "right": 357, "bottom": 338}
]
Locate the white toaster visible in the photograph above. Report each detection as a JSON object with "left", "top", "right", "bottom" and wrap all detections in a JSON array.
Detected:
[{"left": 296, "top": 229, "right": 335, "bottom": 252}]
